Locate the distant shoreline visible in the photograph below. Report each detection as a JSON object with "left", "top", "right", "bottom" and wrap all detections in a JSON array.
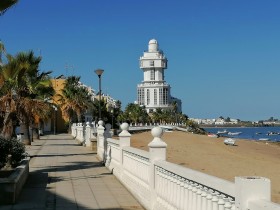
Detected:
[{"left": 200, "top": 125, "right": 280, "bottom": 128}]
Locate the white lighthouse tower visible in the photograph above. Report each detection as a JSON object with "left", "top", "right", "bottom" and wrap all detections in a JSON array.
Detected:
[{"left": 137, "top": 39, "right": 181, "bottom": 113}]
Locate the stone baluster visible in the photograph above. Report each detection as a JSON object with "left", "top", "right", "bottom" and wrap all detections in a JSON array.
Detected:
[
  {"left": 97, "top": 120, "right": 105, "bottom": 161},
  {"left": 84, "top": 122, "right": 91, "bottom": 147},
  {"left": 187, "top": 181, "right": 193, "bottom": 210},
  {"left": 206, "top": 189, "right": 213, "bottom": 210},
  {"left": 171, "top": 174, "right": 177, "bottom": 208},
  {"left": 201, "top": 187, "right": 208, "bottom": 210},
  {"left": 230, "top": 200, "right": 235, "bottom": 210},
  {"left": 183, "top": 180, "right": 190, "bottom": 209},
  {"left": 175, "top": 175, "right": 181, "bottom": 208},
  {"left": 166, "top": 172, "right": 173, "bottom": 208},
  {"left": 160, "top": 169, "right": 167, "bottom": 209},
  {"left": 171, "top": 175, "right": 178, "bottom": 210},
  {"left": 155, "top": 168, "right": 161, "bottom": 199},
  {"left": 212, "top": 192, "right": 219, "bottom": 210},
  {"left": 161, "top": 170, "right": 168, "bottom": 209},
  {"left": 192, "top": 183, "right": 198, "bottom": 210},
  {"left": 179, "top": 178, "right": 185, "bottom": 210},
  {"left": 217, "top": 195, "right": 225, "bottom": 210},
  {"left": 196, "top": 186, "right": 202, "bottom": 210},
  {"left": 90, "top": 122, "right": 97, "bottom": 151},
  {"left": 223, "top": 198, "right": 232, "bottom": 210},
  {"left": 165, "top": 172, "right": 171, "bottom": 210}
]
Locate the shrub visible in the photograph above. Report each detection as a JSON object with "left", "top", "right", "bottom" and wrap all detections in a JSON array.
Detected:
[
  {"left": 0, "top": 137, "right": 9, "bottom": 168},
  {"left": 0, "top": 136, "right": 26, "bottom": 169}
]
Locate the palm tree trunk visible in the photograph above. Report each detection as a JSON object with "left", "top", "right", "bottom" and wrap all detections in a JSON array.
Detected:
[
  {"left": 20, "top": 122, "right": 31, "bottom": 145},
  {"left": 1, "top": 102, "right": 13, "bottom": 139},
  {"left": 33, "top": 127, "right": 39, "bottom": 139}
]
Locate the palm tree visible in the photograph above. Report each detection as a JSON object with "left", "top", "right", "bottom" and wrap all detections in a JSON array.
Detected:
[
  {"left": 58, "top": 76, "right": 93, "bottom": 131},
  {"left": 0, "top": 0, "right": 18, "bottom": 16},
  {"left": 171, "top": 101, "right": 178, "bottom": 124},
  {"left": 27, "top": 71, "right": 54, "bottom": 140},
  {"left": 0, "top": 51, "right": 54, "bottom": 144},
  {"left": 123, "top": 103, "right": 150, "bottom": 124},
  {"left": 152, "top": 108, "right": 163, "bottom": 123},
  {"left": 0, "top": 41, "right": 7, "bottom": 66}
]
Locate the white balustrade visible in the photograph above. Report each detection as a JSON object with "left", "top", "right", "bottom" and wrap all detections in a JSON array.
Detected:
[{"left": 70, "top": 122, "right": 280, "bottom": 210}]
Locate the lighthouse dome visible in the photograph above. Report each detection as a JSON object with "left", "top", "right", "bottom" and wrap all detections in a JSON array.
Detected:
[{"left": 148, "top": 39, "right": 158, "bottom": 52}]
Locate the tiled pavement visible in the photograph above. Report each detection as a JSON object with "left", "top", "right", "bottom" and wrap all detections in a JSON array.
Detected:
[{"left": 0, "top": 134, "right": 144, "bottom": 210}]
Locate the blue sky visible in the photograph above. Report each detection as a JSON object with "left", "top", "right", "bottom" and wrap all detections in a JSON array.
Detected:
[{"left": 1, "top": 0, "right": 280, "bottom": 121}]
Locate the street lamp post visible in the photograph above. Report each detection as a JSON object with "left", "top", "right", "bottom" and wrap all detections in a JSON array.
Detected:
[
  {"left": 52, "top": 105, "right": 57, "bottom": 135},
  {"left": 95, "top": 69, "right": 104, "bottom": 120},
  {"left": 111, "top": 109, "right": 114, "bottom": 129}
]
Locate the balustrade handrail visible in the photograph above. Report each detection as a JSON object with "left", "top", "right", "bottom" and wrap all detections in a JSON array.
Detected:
[
  {"left": 123, "top": 147, "right": 150, "bottom": 161},
  {"left": 155, "top": 160, "right": 235, "bottom": 198},
  {"left": 107, "top": 138, "right": 120, "bottom": 146},
  {"left": 71, "top": 122, "right": 280, "bottom": 210}
]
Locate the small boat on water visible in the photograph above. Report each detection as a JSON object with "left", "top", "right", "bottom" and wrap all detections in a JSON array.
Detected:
[
  {"left": 259, "top": 138, "right": 270, "bottom": 141},
  {"left": 267, "top": 131, "right": 280, "bottom": 136},
  {"left": 256, "top": 132, "right": 262, "bottom": 135},
  {"left": 228, "top": 132, "right": 242, "bottom": 135},
  {"left": 224, "top": 138, "right": 236, "bottom": 146},
  {"left": 217, "top": 130, "right": 228, "bottom": 135},
  {"left": 208, "top": 133, "right": 218, "bottom": 138}
]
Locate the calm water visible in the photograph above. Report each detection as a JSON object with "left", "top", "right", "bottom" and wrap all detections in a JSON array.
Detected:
[{"left": 203, "top": 127, "right": 280, "bottom": 142}]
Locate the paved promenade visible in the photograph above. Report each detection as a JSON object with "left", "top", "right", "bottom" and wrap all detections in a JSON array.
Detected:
[{"left": 1, "top": 134, "right": 144, "bottom": 210}]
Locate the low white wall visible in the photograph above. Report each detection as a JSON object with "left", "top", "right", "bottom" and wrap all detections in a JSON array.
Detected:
[{"left": 71, "top": 122, "right": 280, "bottom": 210}]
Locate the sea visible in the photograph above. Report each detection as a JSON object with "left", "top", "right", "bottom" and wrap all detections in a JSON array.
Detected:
[{"left": 203, "top": 127, "right": 280, "bottom": 142}]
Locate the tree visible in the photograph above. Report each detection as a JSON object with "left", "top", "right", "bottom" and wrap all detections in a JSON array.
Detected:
[
  {"left": 58, "top": 76, "right": 93, "bottom": 130},
  {"left": 122, "top": 103, "right": 150, "bottom": 124},
  {"left": 225, "top": 117, "right": 231, "bottom": 122},
  {"left": 152, "top": 108, "right": 163, "bottom": 123},
  {"left": 0, "top": 0, "right": 18, "bottom": 16},
  {"left": 0, "top": 50, "right": 54, "bottom": 144}
]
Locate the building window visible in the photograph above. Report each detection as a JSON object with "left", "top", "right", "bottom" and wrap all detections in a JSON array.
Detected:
[
  {"left": 137, "top": 88, "right": 145, "bottom": 105},
  {"left": 147, "top": 89, "right": 150, "bottom": 105},
  {"left": 150, "top": 69, "right": 155, "bottom": 80},
  {"left": 150, "top": 60, "right": 154, "bottom": 66},
  {"left": 159, "top": 88, "right": 163, "bottom": 105},
  {"left": 163, "top": 88, "right": 168, "bottom": 105},
  {"left": 154, "top": 89, "right": 157, "bottom": 105}
]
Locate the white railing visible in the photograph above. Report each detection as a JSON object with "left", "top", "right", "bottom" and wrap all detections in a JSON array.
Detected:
[
  {"left": 71, "top": 122, "right": 96, "bottom": 147},
  {"left": 122, "top": 147, "right": 151, "bottom": 208},
  {"left": 71, "top": 121, "right": 280, "bottom": 210},
  {"left": 154, "top": 161, "right": 235, "bottom": 210}
]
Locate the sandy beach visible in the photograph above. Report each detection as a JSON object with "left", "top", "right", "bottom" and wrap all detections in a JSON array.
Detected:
[{"left": 130, "top": 130, "right": 280, "bottom": 203}]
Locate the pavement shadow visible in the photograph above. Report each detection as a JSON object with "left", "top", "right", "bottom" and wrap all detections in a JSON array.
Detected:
[
  {"left": 28, "top": 161, "right": 104, "bottom": 175},
  {"left": 2, "top": 167, "right": 143, "bottom": 210},
  {"left": 30, "top": 152, "right": 97, "bottom": 158}
]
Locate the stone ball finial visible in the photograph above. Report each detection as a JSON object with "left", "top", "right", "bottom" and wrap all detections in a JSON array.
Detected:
[
  {"left": 151, "top": 126, "right": 163, "bottom": 138},
  {"left": 148, "top": 126, "right": 166, "bottom": 148},
  {"left": 120, "top": 122, "right": 129, "bottom": 131},
  {"left": 98, "top": 120, "right": 104, "bottom": 126}
]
